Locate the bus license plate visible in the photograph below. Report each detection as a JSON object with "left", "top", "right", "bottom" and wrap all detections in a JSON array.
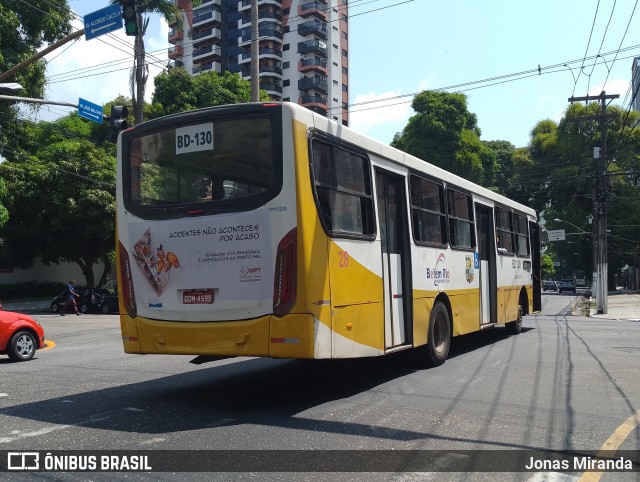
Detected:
[{"left": 182, "top": 289, "right": 214, "bottom": 304}]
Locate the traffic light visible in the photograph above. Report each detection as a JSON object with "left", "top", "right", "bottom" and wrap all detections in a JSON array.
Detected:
[
  {"left": 120, "top": 0, "right": 138, "bottom": 36},
  {"left": 109, "top": 105, "right": 129, "bottom": 142}
]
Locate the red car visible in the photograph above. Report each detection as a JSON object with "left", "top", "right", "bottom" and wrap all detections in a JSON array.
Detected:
[{"left": 0, "top": 306, "right": 45, "bottom": 362}]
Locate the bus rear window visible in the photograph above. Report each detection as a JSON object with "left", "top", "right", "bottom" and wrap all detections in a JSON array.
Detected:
[{"left": 127, "top": 117, "right": 274, "bottom": 209}]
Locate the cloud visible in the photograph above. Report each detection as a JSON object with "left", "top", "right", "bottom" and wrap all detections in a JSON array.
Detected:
[
  {"left": 349, "top": 91, "right": 413, "bottom": 133},
  {"left": 348, "top": 77, "right": 435, "bottom": 143},
  {"left": 588, "top": 79, "right": 630, "bottom": 98}
]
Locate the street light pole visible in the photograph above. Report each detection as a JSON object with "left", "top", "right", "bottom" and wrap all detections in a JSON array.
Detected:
[
  {"left": 0, "top": 95, "right": 78, "bottom": 108},
  {"left": 554, "top": 217, "right": 603, "bottom": 313}
]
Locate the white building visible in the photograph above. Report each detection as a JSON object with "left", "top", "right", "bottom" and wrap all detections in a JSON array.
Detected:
[{"left": 168, "top": 0, "right": 349, "bottom": 125}]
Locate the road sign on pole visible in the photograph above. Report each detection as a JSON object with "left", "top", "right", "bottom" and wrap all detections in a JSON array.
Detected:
[
  {"left": 78, "top": 98, "right": 104, "bottom": 124},
  {"left": 547, "top": 229, "right": 566, "bottom": 241},
  {"left": 84, "top": 4, "right": 123, "bottom": 41}
]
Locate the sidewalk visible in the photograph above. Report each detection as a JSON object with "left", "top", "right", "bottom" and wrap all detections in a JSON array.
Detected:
[
  {"left": 584, "top": 290, "right": 640, "bottom": 321},
  {"left": 1, "top": 299, "right": 51, "bottom": 314}
]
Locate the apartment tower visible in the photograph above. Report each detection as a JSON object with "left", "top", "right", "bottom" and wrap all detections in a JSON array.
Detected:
[
  {"left": 632, "top": 57, "right": 640, "bottom": 113},
  {"left": 168, "top": 0, "right": 349, "bottom": 126}
]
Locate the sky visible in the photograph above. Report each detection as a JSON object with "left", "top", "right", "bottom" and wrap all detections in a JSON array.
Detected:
[{"left": 34, "top": 0, "right": 640, "bottom": 148}]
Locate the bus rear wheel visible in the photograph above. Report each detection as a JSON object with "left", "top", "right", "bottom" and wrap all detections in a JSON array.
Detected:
[
  {"left": 426, "top": 301, "right": 451, "bottom": 367},
  {"left": 506, "top": 305, "right": 523, "bottom": 335}
]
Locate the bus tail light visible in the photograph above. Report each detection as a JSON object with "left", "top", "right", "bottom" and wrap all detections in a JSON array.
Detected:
[
  {"left": 273, "top": 228, "right": 297, "bottom": 317},
  {"left": 118, "top": 241, "right": 138, "bottom": 318}
]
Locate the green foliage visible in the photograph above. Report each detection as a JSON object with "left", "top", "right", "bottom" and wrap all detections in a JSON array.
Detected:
[
  {"left": 391, "top": 91, "right": 494, "bottom": 184},
  {"left": 0, "top": 281, "right": 65, "bottom": 300},
  {"left": 0, "top": 178, "right": 9, "bottom": 229},
  {"left": 540, "top": 253, "right": 556, "bottom": 280},
  {"left": 0, "top": 1, "right": 73, "bottom": 158},
  {"left": 0, "top": 112, "right": 117, "bottom": 287},
  {"left": 533, "top": 103, "right": 640, "bottom": 283},
  {"left": 148, "top": 68, "right": 269, "bottom": 119}
]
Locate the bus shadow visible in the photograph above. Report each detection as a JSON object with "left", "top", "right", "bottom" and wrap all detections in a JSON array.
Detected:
[
  {"left": 447, "top": 325, "right": 535, "bottom": 360},
  {"left": 1, "top": 326, "right": 535, "bottom": 446}
]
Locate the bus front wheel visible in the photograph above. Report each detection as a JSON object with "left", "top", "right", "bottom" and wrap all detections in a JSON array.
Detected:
[{"left": 426, "top": 301, "right": 451, "bottom": 367}]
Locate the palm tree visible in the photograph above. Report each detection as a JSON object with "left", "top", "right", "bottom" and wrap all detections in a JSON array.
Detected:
[{"left": 110, "top": 0, "right": 200, "bottom": 125}]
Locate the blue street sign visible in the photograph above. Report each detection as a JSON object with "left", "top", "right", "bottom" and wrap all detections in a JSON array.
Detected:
[
  {"left": 84, "top": 4, "right": 123, "bottom": 41},
  {"left": 78, "top": 98, "right": 104, "bottom": 124}
]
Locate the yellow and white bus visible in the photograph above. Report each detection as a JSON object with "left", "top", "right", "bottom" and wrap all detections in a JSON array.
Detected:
[{"left": 115, "top": 102, "right": 542, "bottom": 366}]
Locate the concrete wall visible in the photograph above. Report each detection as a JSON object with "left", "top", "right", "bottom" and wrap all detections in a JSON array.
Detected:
[{"left": 0, "top": 258, "right": 106, "bottom": 286}]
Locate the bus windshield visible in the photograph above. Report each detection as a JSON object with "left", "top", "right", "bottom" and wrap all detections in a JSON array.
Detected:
[{"left": 124, "top": 116, "right": 275, "bottom": 215}]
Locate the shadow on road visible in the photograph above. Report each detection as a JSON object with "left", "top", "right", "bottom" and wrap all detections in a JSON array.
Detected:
[{"left": 1, "top": 325, "right": 535, "bottom": 446}]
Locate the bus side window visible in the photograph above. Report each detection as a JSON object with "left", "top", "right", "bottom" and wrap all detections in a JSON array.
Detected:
[
  {"left": 315, "top": 188, "right": 333, "bottom": 230},
  {"left": 311, "top": 139, "right": 374, "bottom": 237},
  {"left": 312, "top": 142, "right": 333, "bottom": 185}
]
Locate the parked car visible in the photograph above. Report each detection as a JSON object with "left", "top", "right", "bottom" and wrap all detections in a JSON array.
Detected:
[
  {"left": 543, "top": 280, "right": 558, "bottom": 291},
  {"left": 51, "top": 287, "right": 111, "bottom": 314},
  {"left": 0, "top": 308, "right": 45, "bottom": 361},
  {"left": 100, "top": 293, "right": 119, "bottom": 314},
  {"left": 558, "top": 279, "right": 577, "bottom": 293}
]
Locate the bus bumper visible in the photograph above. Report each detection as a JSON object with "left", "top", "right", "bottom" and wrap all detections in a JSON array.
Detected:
[{"left": 120, "top": 313, "right": 317, "bottom": 358}]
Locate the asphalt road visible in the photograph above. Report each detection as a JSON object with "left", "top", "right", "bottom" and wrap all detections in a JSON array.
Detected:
[{"left": 1, "top": 295, "right": 639, "bottom": 481}]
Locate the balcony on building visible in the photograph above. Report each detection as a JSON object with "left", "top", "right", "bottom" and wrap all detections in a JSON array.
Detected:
[
  {"left": 192, "top": 27, "right": 222, "bottom": 46},
  {"left": 168, "top": 27, "right": 183, "bottom": 43},
  {"left": 298, "top": 1, "right": 328, "bottom": 21},
  {"left": 240, "top": 47, "right": 282, "bottom": 64},
  {"left": 259, "top": 81, "right": 283, "bottom": 97},
  {"left": 240, "top": 64, "right": 282, "bottom": 77},
  {"left": 300, "top": 93, "right": 328, "bottom": 105},
  {"left": 260, "top": 65, "right": 283, "bottom": 77},
  {"left": 192, "top": 61, "right": 222, "bottom": 75},
  {"left": 298, "top": 20, "right": 327, "bottom": 39},
  {"left": 241, "top": 22, "right": 282, "bottom": 44},
  {"left": 240, "top": 0, "right": 282, "bottom": 11},
  {"left": 192, "top": 8, "right": 222, "bottom": 28},
  {"left": 299, "top": 57, "right": 327, "bottom": 74},
  {"left": 168, "top": 45, "right": 184, "bottom": 61},
  {"left": 298, "top": 76, "right": 328, "bottom": 93},
  {"left": 298, "top": 39, "right": 327, "bottom": 56},
  {"left": 240, "top": 10, "right": 282, "bottom": 25},
  {"left": 193, "top": 44, "right": 222, "bottom": 61}
]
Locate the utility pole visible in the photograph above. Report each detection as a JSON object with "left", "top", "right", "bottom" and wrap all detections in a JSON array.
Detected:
[
  {"left": 250, "top": 0, "right": 259, "bottom": 102},
  {"left": 567, "top": 91, "right": 619, "bottom": 314}
]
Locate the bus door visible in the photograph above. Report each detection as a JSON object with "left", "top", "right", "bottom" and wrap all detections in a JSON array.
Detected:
[
  {"left": 475, "top": 204, "right": 497, "bottom": 325},
  {"left": 376, "top": 171, "right": 412, "bottom": 349}
]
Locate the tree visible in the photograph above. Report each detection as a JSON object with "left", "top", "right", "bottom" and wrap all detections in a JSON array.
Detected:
[
  {"left": 484, "top": 139, "right": 546, "bottom": 210},
  {"left": 0, "top": 114, "right": 117, "bottom": 287},
  {"left": 391, "top": 91, "right": 496, "bottom": 184},
  {"left": 0, "top": 1, "right": 73, "bottom": 158},
  {"left": 110, "top": 0, "right": 200, "bottom": 125},
  {"left": 541, "top": 252, "right": 556, "bottom": 280},
  {"left": 147, "top": 67, "right": 269, "bottom": 119},
  {"left": 0, "top": 178, "right": 9, "bottom": 229},
  {"left": 529, "top": 103, "right": 640, "bottom": 286}
]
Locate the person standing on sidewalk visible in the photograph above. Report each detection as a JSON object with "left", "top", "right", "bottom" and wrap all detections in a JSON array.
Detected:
[{"left": 60, "top": 280, "right": 81, "bottom": 316}]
